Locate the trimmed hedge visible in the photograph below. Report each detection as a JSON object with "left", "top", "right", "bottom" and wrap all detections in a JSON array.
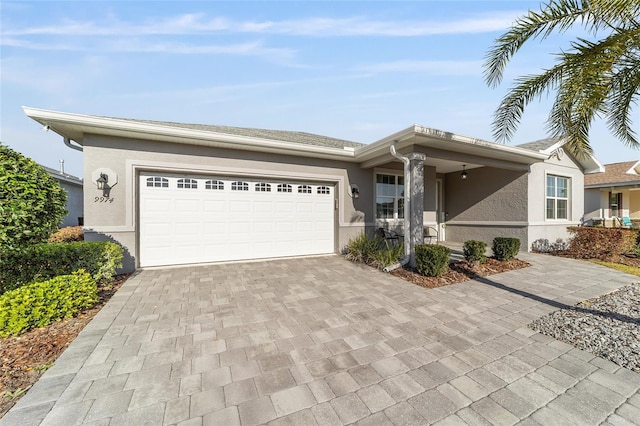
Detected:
[
  {"left": 566, "top": 226, "right": 639, "bottom": 260},
  {"left": 492, "top": 237, "right": 520, "bottom": 261},
  {"left": 0, "top": 241, "right": 123, "bottom": 294},
  {"left": 463, "top": 240, "right": 487, "bottom": 263},
  {"left": 0, "top": 270, "right": 98, "bottom": 337},
  {"left": 415, "top": 244, "right": 450, "bottom": 277}
]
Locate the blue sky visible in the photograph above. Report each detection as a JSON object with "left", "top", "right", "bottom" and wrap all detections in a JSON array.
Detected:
[{"left": 2, "top": 0, "right": 638, "bottom": 178}]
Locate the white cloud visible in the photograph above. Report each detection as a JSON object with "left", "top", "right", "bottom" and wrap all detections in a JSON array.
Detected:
[
  {"left": 2, "top": 11, "right": 522, "bottom": 37},
  {"left": 355, "top": 60, "right": 482, "bottom": 75}
]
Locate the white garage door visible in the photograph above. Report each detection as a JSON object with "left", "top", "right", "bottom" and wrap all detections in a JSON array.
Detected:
[{"left": 139, "top": 172, "right": 335, "bottom": 267}]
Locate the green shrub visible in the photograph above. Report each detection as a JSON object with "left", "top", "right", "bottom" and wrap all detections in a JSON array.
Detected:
[
  {"left": 415, "top": 244, "right": 450, "bottom": 277},
  {"left": 0, "top": 144, "right": 67, "bottom": 251},
  {"left": 463, "top": 240, "right": 487, "bottom": 263},
  {"left": 492, "top": 237, "right": 520, "bottom": 261},
  {"left": 344, "top": 232, "right": 404, "bottom": 269},
  {"left": 344, "top": 232, "right": 384, "bottom": 264},
  {"left": 370, "top": 240, "right": 404, "bottom": 268},
  {"left": 49, "top": 226, "right": 84, "bottom": 243},
  {"left": 566, "top": 227, "right": 639, "bottom": 260},
  {"left": 0, "top": 270, "right": 98, "bottom": 337},
  {"left": 0, "top": 241, "right": 123, "bottom": 294}
]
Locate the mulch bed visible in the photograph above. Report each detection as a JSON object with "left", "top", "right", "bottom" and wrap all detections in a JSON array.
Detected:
[
  {"left": 391, "top": 258, "right": 531, "bottom": 288},
  {"left": 0, "top": 274, "right": 130, "bottom": 418}
]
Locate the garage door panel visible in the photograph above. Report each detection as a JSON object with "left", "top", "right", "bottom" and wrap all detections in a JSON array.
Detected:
[{"left": 140, "top": 173, "right": 334, "bottom": 267}]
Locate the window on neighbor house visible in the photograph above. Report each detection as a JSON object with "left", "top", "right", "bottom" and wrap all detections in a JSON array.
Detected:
[
  {"left": 546, "top": 175, "right": 569, "bottom": 219},
  {"left": 376, "top": 173, "right": 404, "bottom": 219}
]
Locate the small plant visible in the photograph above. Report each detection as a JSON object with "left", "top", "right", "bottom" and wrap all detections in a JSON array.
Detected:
[
  {"left": 531, "top": 238, "right": 569, "bottom": 253},
  {"left": 0, "top": 270, "right": 98, "bottom": 337},
  {"left": 415, "top": 244, "right": 450, "bottom": 277},
  {"left": 48, "top": 226, "right": 84, "bottom": 243},
  {"left": 4, "top": 388, "right": 27, "bottom": 400},
  {"left": 463, "top": 240, "right": 486, "bottom": 264},
  {"left": 370, "top": 240, "right": 404, "bottom": 268},
  {"left": 492, "top": 237, "right": 520, "bottom": 261},
  {"left": 344, "top": 232, "right": 383, "bottom": 264},
  {"left": 344, "top": 232, "right": 403, "bottom": 269}
]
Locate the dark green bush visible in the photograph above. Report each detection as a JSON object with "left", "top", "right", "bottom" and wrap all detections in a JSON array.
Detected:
[
  {"left": 0, "top": 144, "right": 67, "bottom": 251},
  {"left": 492, "top": 237, "right": 520, "bottom": 261},
  {"left": 0, "top": 270, "right": 98, "bottom": 337},
  {"left": 0, "top": 241, "right": 123, "bottom": 294},
  {"left": 415, "top": 244, "right": 450, "bottom": 277},
  {"left": 463, "top": 240, "right": 487, "bottom": 263}
]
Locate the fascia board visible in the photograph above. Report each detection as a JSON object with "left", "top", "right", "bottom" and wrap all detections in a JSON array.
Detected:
[
  {"left": 355, "top": 124, "right": 547, "bottom": 164},
  {"left": 585, "top": 181, "right": 640, "bottom": 189},
  {"left": 23, "top": 106, "right": 357, "bottom": 161}
]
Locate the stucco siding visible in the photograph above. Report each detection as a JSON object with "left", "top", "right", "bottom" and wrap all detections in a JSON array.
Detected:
[
  {"left": 445, "top": 167, "right": 528, "bottom": 222},
  {"left": 446, "top": 225, "right": 528, "bottom": 250},
  {"left": 57, "top": 181, "right": 83, "bottom": 227},
  {"left": 83, "top": 134, "right": 372, "bottom": 271},
  {"left": 584, "top": 188, "right": 603, "bottom": 218}
]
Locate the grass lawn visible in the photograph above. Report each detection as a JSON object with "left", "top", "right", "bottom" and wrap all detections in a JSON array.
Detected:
[{"left": 592, "top": 260, "right": 640, "bottom": 277}]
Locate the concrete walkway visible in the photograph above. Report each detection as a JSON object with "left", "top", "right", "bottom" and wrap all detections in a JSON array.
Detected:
[{"left": 3, "top": 253, "right": 640, "bottom": 425}]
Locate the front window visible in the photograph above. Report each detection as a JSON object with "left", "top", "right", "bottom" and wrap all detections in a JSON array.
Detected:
[
  {"left": 546, "top": 175, "right": 569, "bottom": 219},
  {"left": 376, "top": 173, "right": 404, "bottom": 219},
  {"left": 610, "top": 192, "right": 622, "bottom": 217}
]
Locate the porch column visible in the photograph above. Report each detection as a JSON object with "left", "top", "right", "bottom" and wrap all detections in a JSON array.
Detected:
[{"left": 407, "top": 152, "right": 426, "bottom": 267}]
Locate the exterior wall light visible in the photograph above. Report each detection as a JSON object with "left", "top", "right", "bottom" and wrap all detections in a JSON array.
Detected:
[
  {"left": 350, "top": 184, "right": 360, "bottom": 199},
  {"left": 460, "top": 165, "right": 468, "bottom": 181},
  {"left": 91, "top": 168, "right": 118, "bottom": 198}
]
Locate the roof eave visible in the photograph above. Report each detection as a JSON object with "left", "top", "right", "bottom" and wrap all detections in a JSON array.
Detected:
[
  {"left": 23, "top": 106, "right": 358, "bottom": 162},
  {"left": 354, "top": 124, "right": 548, "bottom": 164}
]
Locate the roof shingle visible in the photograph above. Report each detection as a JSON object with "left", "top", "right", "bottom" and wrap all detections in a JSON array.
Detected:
[{"left": 584, "top": 161, "right": 640, "bottom": 186}]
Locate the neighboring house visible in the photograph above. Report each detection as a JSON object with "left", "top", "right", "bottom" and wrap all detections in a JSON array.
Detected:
[
  {"left": 24, "top": 107, "right": 602, "bottom": 272},
  {"left": 584, "top": 160, "right": 640, "bottom": 224},
  {"left": 41, "top": 163, "right": 84, "bottom": 227}
]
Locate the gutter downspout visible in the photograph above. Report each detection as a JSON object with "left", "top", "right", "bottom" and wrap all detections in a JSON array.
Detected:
[
  {"left": 383, "top": 140, "right": 411, "bottom": 272},
  {"left": 64, "top": 137, "right": 83, "bottom": 152}
]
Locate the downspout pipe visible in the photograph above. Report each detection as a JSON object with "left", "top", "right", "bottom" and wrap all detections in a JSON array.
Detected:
[
  {"left": 383, "top": 140, "right": 411, "bottom": 272},
  {"left": 64, "top": 137, "right": 83, "bottom": 152}
]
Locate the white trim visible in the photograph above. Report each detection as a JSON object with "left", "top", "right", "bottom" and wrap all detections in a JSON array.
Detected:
[
  {"left": 445, "top": 221, "right": 529, "bottom": 226},
  {"left": 544, "top": 172, "right": 572, "bottom": 221},
  {"left": 373, "top": 169, "right": 405, "bottom": 221},
  {"left": 626, "top": 160, "right": 640, "bottom": 175}
]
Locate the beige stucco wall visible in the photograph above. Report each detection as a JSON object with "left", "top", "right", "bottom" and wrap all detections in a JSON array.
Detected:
[{"left": 82, "top": 134, "right": 374, "bottom": 271}]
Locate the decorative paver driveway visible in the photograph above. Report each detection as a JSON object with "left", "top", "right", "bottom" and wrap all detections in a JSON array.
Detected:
[{"left": 3, "top": 253, "right": 640, "bottom": 425}]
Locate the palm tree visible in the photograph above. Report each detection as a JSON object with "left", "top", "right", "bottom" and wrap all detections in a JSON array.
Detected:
[{"left": 484, "top": 0, "right": 640, "bottom": 156}]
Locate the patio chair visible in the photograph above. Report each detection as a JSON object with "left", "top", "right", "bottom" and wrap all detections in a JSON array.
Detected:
[
  {"left": 620, "top": 216, "right": 639, "bottom": 229},
  {"left": 376, "top": 227, "right": 403, "bottom": 244}
]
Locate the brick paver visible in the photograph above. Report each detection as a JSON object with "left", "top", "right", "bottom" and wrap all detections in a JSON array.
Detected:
[{"left": 2, "top": 252, "right": 640, "bottom": 425}]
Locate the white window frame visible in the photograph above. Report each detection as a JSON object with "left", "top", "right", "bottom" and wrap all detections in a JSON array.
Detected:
[
  {"left": 545, "top": 174, "right": 570, "bottom": 220},
  {"left": 375, "top": 172, "right": 405, "bottom": 220}
]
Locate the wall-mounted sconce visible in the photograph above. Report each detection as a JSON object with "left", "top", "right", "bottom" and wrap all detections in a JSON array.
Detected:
[
  {"left": 350, "top": 183, "right": 360, "bottom": 199},
  {"left": 96, "top": 173, "right": 109, "bottom": 196},
  {"left": 460, "top": 165, "right": 468, "bottom": 181},
  {"left": 91, "top": 168, "right": 118, "bottom": 198}
]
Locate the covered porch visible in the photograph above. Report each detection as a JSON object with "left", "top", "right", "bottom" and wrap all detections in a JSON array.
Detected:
[{"left": 353, "top": 125, "right": 579, "bottom": 266}]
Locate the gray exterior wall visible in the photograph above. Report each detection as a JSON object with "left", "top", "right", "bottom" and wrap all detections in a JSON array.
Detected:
[
  {"left": 57, "top": 180, "right": 84, "bottom": 227},
  {"left": 82, "top": 134, "right": 373, "bottom": 271},
  {"left": 584, "top": 188, "right": 603, "bottom": 219},
  {"left": 443, "top": 166, "right": 529, "bottom": 249}
]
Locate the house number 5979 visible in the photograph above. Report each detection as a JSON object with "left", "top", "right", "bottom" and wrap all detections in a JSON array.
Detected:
[{"left": 94, "top": 197, "right": 114, "bottom": 203}]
